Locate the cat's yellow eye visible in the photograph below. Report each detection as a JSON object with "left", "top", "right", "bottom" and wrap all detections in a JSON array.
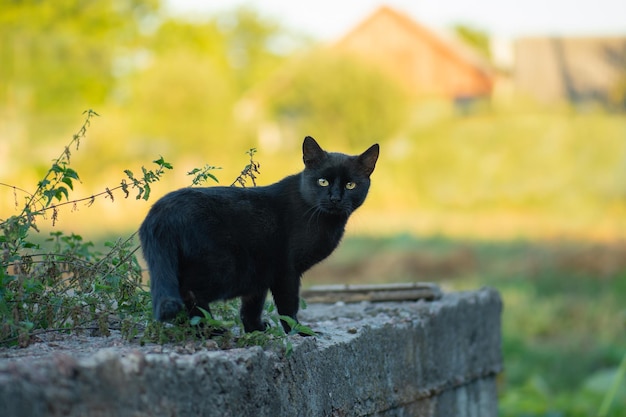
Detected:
[
  {"left": 318, "top": 178, "right": 329, "bottom": 187},
  {"left": 345, "top": 182, "right": 356, "bottom": 190}
]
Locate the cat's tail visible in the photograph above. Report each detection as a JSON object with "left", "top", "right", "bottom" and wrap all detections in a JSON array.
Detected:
[{"left": 139, "top": 219, "right": 184, "bottom": 321}]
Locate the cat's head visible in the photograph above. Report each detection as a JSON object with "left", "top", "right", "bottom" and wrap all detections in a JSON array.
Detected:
[{"left": 300, "top": 136, "right": 379, "bottom": 217}]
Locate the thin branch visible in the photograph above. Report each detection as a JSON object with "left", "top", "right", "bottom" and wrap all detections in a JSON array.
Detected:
[
  {"left": 0, "top": 183, "right": 35, "bottom": 199},
  {"left": 20, "top": 110, "right": 99, "bottom": 218},
  {"left": 230, "top": 148, "right": 260, "bottom": 187}
]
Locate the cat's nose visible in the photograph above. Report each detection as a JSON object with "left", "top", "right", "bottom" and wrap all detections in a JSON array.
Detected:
[{"left": 329, "top": 186, "right": 342, "bottom": 205}]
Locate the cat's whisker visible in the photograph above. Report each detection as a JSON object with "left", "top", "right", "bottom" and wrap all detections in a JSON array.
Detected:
[{"left": 303, "top": 205, "right": 322, "bottom": 230}]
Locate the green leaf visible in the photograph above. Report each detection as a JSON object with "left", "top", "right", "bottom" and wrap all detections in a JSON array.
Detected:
[
  {"left": 154, "top": 157, "right": 173, "bottom": 170},
  {"left": 294, "top": 324, "right": 317, "bottom": 336},
  {"left": 142, "top": 184, "right": 151, "bottom": 201},
  {"left": 196, "top": 307, "right": 212, "bottom": 319},
  {"left": 43, "top": 189, "right": 55, "bottom": 205},
  {"left": 51, "top": 164, "right": 64, "bottom": 174},
  {"left": 190, "top": 316, "right": 202, "bottom": 326},
  {"left": 55, "top": 186, "right": 69, "bottom": 201},
  {"left": 278, "top": 315, "right": 297, "bottom": 327},
  {"left": 64, "top": 168, "right": 80, "bottom": 180},
  {"left": 61, "top": 177, "right": 74, "bottom": 190},
  {"left": 278, "top": 315, "right": 317, "bottom": 336},
  {"left": 20, "top": 321, "right": 35, "bottom": 331}
]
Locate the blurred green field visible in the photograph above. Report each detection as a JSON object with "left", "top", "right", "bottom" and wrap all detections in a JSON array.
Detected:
[
  {"left": 306, "top": 234, "right": 626, "bottom": 417},
  {"left": 353, "top": 102, "right": 626, "bottom": 240}
]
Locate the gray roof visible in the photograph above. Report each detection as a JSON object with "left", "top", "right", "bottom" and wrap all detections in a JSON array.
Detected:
[{"left": 514, "top": 37, "right": 626, "bottom": 106}]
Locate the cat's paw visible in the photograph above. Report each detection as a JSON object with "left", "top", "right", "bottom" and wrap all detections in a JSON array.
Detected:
[
  {"left": 156, "top": 298, "right": 184, "bottom": 321},
  {"left": 243, "top": 319, "right": 269, "bottom": 333}
]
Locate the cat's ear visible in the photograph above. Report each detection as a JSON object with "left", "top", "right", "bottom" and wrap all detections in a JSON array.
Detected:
[
  {"left": 357, "top": 143, "right": 379, "bottom": 176},
  {"left": 302, "top": 136, "right": 326, "bottom": 167}
]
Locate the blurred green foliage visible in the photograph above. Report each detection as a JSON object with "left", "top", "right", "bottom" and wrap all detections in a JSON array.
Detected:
[
  {"left": 0, "top": 2, "right": 290, "bottom": 158},
  {"left": 0, "top": 0, "right": 159, "bottom": 114},
  {"left": 402, "top": 108, "right": 626, "bottom": 212},
  {"left": 453, "top": 24, "right": 491, "bottom": 59},
  {"left": 0, "top": 1, "right": 408, "bottom": 172},
  {"left": 121, "top": 9, "right": 298, "bottom": 156},
  {"left": 262, "top": 50, "right": 410, "bottom": 149}
]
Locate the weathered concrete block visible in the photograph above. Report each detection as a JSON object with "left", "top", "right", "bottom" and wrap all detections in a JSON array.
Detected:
[{"left": 0, "top": 288, "right": 502, "bottom": 416}]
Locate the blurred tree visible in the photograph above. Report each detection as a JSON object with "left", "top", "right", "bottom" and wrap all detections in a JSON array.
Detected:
[
  {"left": 127, "top": 49, "right": 237, "bottom": 153},
  {"left": 452, "top": 24, "right": 491, "bottom": 60},
  {"left": 0, "top": 3, "right": 303, "bottom": 174},
  {"left": 0, "top": 0, "right": 160, "bottom": 117},
  {"left": 217, "top": 7, "right": 299, "bottom": 92},
  {"left": 124, "top": 8, "right": 297, "bottom": 153},
  {"left": 262, "top": 51, "right": 410, "bottom": 149}
]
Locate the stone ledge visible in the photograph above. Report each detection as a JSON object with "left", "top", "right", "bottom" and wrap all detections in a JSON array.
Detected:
[{"left": 0, "top": 288, "right": 502, "bottom": 417}]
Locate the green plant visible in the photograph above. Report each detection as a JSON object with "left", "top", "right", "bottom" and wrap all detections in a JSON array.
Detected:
[
  {"left": 231, "top": 148, "right": 260, "bottom": 187},
  {"left": 0, "top": 110, "right": 172, "bottom": 346},
  {"left": 138, "top": 297, "right": 316, "bottom": 357},
  {"left": 597, "top": 351, "right": 626, "bottom": 417},
  {"left": 139, "top": 292, "right": 316, "bottom": 352}
]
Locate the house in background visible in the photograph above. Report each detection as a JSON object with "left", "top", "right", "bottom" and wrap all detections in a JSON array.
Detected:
[
  {"left": 334, "top": 6, "right": 626, "bottom": 110},
  {"left": 514, "top": 37, "right": 626, "bottom": 108},
  {"left": 334, "top": 6, "right": 494, "bottom": 101}
]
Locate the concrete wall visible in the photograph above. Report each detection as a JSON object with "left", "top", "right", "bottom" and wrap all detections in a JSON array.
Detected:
[{"left": 0, "top": 288, "right": 502, "bottom": 417}]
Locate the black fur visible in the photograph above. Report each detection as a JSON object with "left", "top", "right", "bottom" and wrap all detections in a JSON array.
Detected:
[{"left": 139, "top": 137, "right": 379, "bottom": 333}]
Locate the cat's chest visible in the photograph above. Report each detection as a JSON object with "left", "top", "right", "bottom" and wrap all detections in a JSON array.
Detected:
[{"left": 291, "top": 218, "right": 345, "bottom": 272}]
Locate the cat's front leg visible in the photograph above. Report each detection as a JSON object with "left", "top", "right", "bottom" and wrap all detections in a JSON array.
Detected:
[
  {"left": 240, "top": 291, "right": 269, "bottom": 333},
  {"left": 271, "top": 277, "right": 305, "bottom": 334}
]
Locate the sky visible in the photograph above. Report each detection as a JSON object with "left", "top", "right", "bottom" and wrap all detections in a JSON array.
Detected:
[{"left": 165, "top": 0, "right": 626, "bottom": 40}]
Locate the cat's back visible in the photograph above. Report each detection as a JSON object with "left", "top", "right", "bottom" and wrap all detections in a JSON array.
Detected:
[
  {"left": 148, "top": 186, "right": 266, "bottom": 219},
  {"left": 144, "top": 177, "right": 299, "bottom": 232},
  {"left": 156, "top": 186, "right": 257, "bottom": 209}
]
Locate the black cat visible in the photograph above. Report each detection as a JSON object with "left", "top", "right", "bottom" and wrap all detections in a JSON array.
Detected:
[{"left": 139, "top": 136, "right": 379, "bottom": 333}]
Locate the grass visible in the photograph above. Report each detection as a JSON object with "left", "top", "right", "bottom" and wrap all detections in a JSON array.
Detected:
[
  {"left": 306, "top": 234, "right": 626, "bottom": 417},
  {"left": 353, "top": 104, "right": 626, "bottom": 240}
]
